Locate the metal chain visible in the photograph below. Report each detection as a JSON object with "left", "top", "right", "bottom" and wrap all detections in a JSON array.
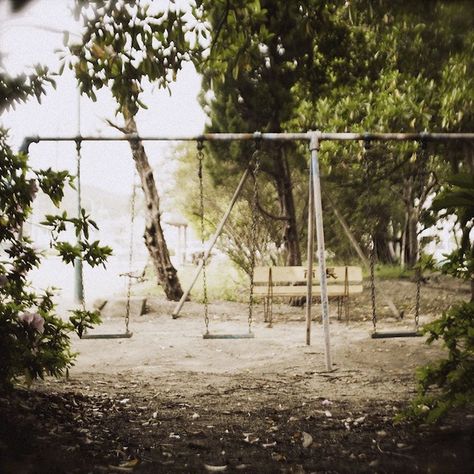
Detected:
[
  {"left": 247, "top": 140, "right": 261, "bottom": 334},
  {"left": 414, "top": 268, "right": 421, "bottom": 330},
  {"left": 370, "top": 237, "right": 377, "bottom": 331},
  {"left": 197, "top": 140, "right": 209, "bottom": 334},
  {"left": 363, "top": 137, "right": 378, "bottom": 331},
  {"left": 124, "top": 175, "right": 137, "bottom": 335}
]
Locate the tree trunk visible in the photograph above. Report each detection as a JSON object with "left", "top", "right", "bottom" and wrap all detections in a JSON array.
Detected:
[
  {"left": 124, "top": 117, "right": 183, "bottom": 301},
  {"left": 273, "top": 145, "right": 301, "bottom": 266}
]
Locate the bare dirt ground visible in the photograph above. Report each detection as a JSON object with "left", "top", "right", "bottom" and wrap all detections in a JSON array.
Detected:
[{"left": 1, "top": 277, "right": 473, "bottom": 473}]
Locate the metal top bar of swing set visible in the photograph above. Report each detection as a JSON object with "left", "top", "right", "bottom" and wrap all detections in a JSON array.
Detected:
[{"left": 20, "top": 131, "right": 474, "bottom": 152}]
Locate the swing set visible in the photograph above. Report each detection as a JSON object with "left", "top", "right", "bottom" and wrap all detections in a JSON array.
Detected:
[
  {"left": 22, "top": 130, "right": 474, "bottom": 370},
  {"left": 362, "top": 136, "right": 426, "bottom": 339},
  {"left": 75, "top": 139, "right": 136, "bottom": 339}
]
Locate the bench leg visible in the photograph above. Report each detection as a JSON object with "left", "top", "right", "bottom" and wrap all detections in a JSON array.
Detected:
[{"left": 263, "top": 297, "right": 268, "bottom": 323}]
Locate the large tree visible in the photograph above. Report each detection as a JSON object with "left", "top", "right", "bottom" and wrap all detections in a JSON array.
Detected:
[
  {"left": 197, "top": 0, "right": 348, "bottom": 266},
  {"left": 67, "top": 0, "right": 205, "bottom": 300},
  {"left": 290, "top": 0, "right": 474, "bottom": 267}
]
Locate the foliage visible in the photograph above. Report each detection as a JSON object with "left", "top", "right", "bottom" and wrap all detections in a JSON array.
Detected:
[
  {"left": 66, "top": 0, "right": 205, "bottom": 117},
  {"left": 197, "top": 0, "right": 345, "bottom": 266},
  {"left": 432, "top": 173, "right": 474, "bottom": 287},
  {"left": 299, "top": 1, "right": 473, "bottom": 267},
  {"left": 405, "top": 302, "right": 474, "bottom": 423},
  {"left": 0, "top": 127, "right": 111, "bottom": 388},
  {"left": 405, "top": 170, "right": 474, "bottom": 422},
  {"left": 0, "top": 63, "right": 55, "bottom": 114},
  {"left": 195, "top": 0, "right": 474, "bottom": 268}
]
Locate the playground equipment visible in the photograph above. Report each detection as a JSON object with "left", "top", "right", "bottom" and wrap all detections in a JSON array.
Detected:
[
  {"left": 196, "top": 139, "right": 261, "bottom": 339},
  {"left": 21, "top": 130, "right": 474, "bottom": 370},
  {"left": 71, "top": 139, "right": 135, "bottom": 339},
  {"left": 362, "top": 137, "right": 428, "bottom": 339}
]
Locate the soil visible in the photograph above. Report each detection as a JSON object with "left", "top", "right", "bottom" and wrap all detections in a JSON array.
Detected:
[{"left": 1, "top": 276, "right": 473, "bottom": 473}]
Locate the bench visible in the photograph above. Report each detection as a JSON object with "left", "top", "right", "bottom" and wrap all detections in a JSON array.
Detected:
[{"left": 253, "top": 266, "right": 363, "bottom": 324}]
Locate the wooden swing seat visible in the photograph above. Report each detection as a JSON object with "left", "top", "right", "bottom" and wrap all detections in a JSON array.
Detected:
[
  {"left": 81, "top": 332, "right": 133, "bottom": 340},
  {"left": 202, "top": 333, "right": 254, "bottom": 339},
  {"left": 371, "top": 331, "right": 421, "bottom": 339}
]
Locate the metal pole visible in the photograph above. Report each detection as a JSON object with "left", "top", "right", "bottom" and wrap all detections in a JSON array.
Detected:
[
  {"left": 19, "top": 131, "right": 474, "bottom": 154},
  {"left": 172, "top": 167, "right": 251, "bottom": 318},
  {"left": 74, "top": 143, "right": 84, "bottom": 304},
  {"left": 310, "top": 132, "right": 332, "bottom": 371},
  {"left": 74, "top": 90, "right": 84, "bottom": 306},
  {"left": 305, "top": 159, "right": 315, "bottom": 346}
]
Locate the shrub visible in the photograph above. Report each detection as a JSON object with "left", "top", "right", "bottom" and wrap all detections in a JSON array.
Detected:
[
  {"left": 406, "top": 301, "right": 474, "bottom": 422},
  {"left": 0, "top": 128, "right": 111, "bottom": 388}
]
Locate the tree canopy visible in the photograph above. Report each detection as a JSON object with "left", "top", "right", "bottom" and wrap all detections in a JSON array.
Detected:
[{"left": 190, "top": 0, "right": 474, "bottom": 270}]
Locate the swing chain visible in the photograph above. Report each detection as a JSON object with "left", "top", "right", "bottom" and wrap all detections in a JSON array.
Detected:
[
  {"left": 362, "top": 137, "right": 378, "bottom": 330},
  {"left": 370, "top": 237, "right": 377, "bottom": 331},
  {"left": 124, "top": 176, "right": 137, "bottom": 335},
  {"left": 197, "top": 140, "right": 209, "bottom": 334},
  {"left": 248, "top": 139, "right": 261, "bottom": 334},
  {"left": 414, "top": 267, "right": 421, "bottom": 330}
]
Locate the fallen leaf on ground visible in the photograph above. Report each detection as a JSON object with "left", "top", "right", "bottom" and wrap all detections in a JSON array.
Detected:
[
  {"left": 271, "top": 452, "right": 286, "bottom": 462},
  {"left": 302, "top": 431, "right": 313, "bottom": 448},
  {"left": 204, "top": 463, "right": 228, "bottom": 472}
]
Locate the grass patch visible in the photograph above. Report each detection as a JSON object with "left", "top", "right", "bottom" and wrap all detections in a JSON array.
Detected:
[{"left": 370, "top": 264, "right": 413, "bottom": 280}]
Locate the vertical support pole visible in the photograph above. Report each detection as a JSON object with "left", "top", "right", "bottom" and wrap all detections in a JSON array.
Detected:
[
  {"left": 310, "top": 132, "right": 332, "bottom": 371},
  {"left": 74, "top": 89, "right": 84, "bottom": 305},
  {"left": 305, "top": 159, "right": 315, "bottom": 346},
  {"left": 74, "top": 138, "right": 84, "bottom": 305}
]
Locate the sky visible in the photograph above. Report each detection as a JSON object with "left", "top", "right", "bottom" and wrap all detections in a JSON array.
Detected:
[
  {"left": 0, "top": 0, "right": 207, "bottom": 197},
  {"left": 0, "top": 0, "right": 209, "bottom": 299}
]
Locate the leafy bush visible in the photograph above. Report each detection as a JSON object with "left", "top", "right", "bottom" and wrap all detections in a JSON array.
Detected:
[
  {"left": 405, "top": 172, "right": 474, "bottom": 422},
  {"left": 0, "top": 128, "right": 111, "bottom": 388},
  {"left": 406, "top": 302, "right": 474, "bottom": 422}
]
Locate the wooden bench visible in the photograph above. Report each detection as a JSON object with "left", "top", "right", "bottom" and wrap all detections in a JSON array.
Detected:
[{"left": 253, "top": 266, "right": 363, "bottom": 323}]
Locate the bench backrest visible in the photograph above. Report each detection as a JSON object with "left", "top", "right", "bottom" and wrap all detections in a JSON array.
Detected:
[{"left": 254, "top": 266, "right": 363, "bottom": 285}]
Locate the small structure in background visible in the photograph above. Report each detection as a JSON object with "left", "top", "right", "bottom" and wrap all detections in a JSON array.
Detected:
[{"left": 164, "top": 214, "right": 189, "bottom": 266}]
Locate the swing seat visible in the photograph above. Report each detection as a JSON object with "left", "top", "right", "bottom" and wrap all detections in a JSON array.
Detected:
[
  {"left": 81, "top": 332, "right": 133, "bottom": 340},
  {"left": 203, "top": 332, "right": 255, "bottom": 340},
  {"left": 371, "top": 330, "right": 421, "bottom": 339}
]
